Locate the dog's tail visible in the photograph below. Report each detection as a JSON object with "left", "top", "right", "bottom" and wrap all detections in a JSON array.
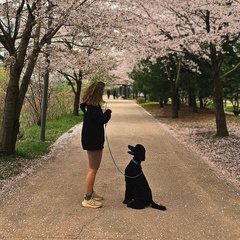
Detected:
[{"left": 151, "top": 201, "right": 167, "bottom": 211}]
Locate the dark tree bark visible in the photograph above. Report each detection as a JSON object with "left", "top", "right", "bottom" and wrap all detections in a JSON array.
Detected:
[
  {"left": 159, "top": 98, "right": 164, "bottom": 108},
  {"left": 199, "top": 96, "right": 204, "bottom": 108},
  {"left": 210, "top": 43, "right": 229, "bottom": 137},
  {"left": 170, "top": 81, "right": 179, "bottom": 118},
  {"left": 164, "top": 55, "right": 181, "bottom": 118},
  {"left": 190, "top": 85, "right": 198, "bottom": 113},
  {"left": 212, "top": 73, "right": 229, "bottom": 136}
]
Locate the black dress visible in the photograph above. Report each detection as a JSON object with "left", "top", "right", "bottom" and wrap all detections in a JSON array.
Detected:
[{"left": 80, "top": 102, "right": 111, "bottom": 150}]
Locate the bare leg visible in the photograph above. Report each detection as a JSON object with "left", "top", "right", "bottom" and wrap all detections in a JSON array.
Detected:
[
  {"left": 85, "top": 150, "right": 103, "bottom": 196},
  {"left": 85, "top": 168, "right": 98, "bottom": 195}
]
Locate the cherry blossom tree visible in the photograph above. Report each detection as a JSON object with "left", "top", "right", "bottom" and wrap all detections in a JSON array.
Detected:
[
  {"left": 50, "top": 9, "right": 121, "bottom": 115},
  {"left": 1, "top": 0, "right": 237, "bottom": 157},
  {"left": 0, "top": 1, "right": 85, "bottom": 154},
  {"left": 55, "top": 43, "right": 117, "bottom": 116},
  {"left": 122, "top": 0, "right": 240, "bottom": 136},
  {"left": 0, "top": 0, "right": 129, "bottom": 155}
]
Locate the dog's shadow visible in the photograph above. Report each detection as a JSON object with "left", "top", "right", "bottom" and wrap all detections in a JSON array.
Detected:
[{"left": 122, "top": 144, "right": 167, "bottom": 211}]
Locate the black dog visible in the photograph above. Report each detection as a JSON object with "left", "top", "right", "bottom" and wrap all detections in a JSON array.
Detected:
[{"left": 122, "top": 144, "right": 167, "bottom": 211}]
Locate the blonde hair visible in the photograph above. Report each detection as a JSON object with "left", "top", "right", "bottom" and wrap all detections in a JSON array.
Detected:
[{"left": 82, "top": 81, "right": 105, "bottom": 106}]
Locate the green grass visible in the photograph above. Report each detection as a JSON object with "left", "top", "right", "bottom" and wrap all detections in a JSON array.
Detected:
[
  {"left": 225, "top": 105, "right": 234, "bottom": 112},
  {"left": 16, "top": 113, "right": 82, "bottom": 158},
  {"left": 140, "top": 101, "right": 158, "bottom": 106},
  {"left": 0, "top": 113, "right": 82, "bottom": 180}
]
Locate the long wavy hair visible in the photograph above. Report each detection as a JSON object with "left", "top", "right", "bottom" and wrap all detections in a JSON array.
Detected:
[{"left": 82, "top": 81, "right": 105, "bottom": 106}]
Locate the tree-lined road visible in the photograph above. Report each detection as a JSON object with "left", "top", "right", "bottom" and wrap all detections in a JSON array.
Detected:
[{"left": 0, "top": 99, "right": 239, "bottom": 239}]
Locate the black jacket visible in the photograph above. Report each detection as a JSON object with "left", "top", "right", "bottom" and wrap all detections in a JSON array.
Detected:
[{"left": 80, "top": 102, "right": 111, "bottom": 150}]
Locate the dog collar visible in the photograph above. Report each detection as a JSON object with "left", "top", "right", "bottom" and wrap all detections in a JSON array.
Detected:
[{"left": 132, "top": 159, "right": 141, "bottom": 167}]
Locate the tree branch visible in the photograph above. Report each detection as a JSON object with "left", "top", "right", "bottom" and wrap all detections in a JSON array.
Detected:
[{"left": 220, "top": 62, "right": 240, "bottom": 79}]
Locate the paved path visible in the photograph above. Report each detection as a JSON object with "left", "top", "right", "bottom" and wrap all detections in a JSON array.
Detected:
[{"left": 0, "top": 99, "right": 239, "bottom": 240}]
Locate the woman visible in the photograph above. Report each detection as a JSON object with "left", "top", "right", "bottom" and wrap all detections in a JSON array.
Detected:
[{"left": 80, "top": 81, "right": 112, "bottom": 208}]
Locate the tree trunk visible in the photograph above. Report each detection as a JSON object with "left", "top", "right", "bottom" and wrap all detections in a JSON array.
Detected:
[
  {"left": 73, "top": 80, "right": 82, "bottom": 116},
  {"left": 61, "top": 70, "right": 83, "bottom": 116},
  {"left": 0, "top": 67, "right": 21, "bottom": 155},
  {"left": 192, "top": 96, "right": 198, "bottom": 113},
  {"left": 191, "top": 86, "right": 198, "bottom": 113},
  {"left": 171, "top": 80, "right": 178, "bottom": 118},
  {"left": 167, "top": 57, "right": 181, "bottom": 119},
  {"left": 199, "top": 96, "right": 204, "bottom": 108},
  {"left": 159, "top": 98, "right": 164, "bottom": 108},
  {"left": 188, "top": 87, "right": 192, "bottom": 107},
  {"left": 0, "top": 52, "right": 39, "bottom": 155},
  {"left": 210, "top": 44, "right": 229, "bottom": 137},
  {"left": 213, "top": 74, "right": 229, "bottom": 136}
]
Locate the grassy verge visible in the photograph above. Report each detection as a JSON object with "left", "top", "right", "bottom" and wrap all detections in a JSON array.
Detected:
[{"left": 0, "top": 113, "right": 82, "bottom": 180}]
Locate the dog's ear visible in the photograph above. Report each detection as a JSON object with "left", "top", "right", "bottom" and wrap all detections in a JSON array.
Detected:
[
  {"left": 135, "top": 144, "right": 145, "bottom": 161},
  {"left": 134, "top": 151, "right": 145, "bottom": 162},
  {"left": 135, "top": 144, "right": 145, "bottom": 153}
]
